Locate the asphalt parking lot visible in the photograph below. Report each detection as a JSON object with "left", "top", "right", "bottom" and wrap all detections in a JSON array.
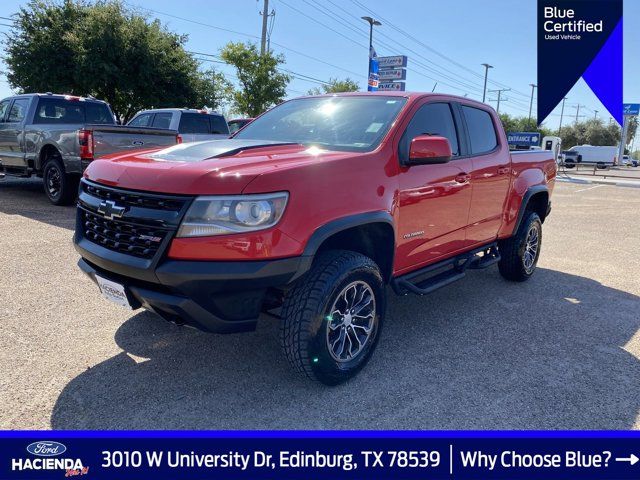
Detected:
[{"left": 1, "top": 177, "right": 639, "bottom": 430}]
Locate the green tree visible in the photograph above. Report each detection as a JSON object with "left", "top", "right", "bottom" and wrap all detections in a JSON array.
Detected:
[
  {"left": 559, "top": 119, "right": 620, "bottom": 149},
  {"left": 220, "top": 41, "right": 290, "bottom": 117},
  {"left": 4, "top": 0, "right": 230, "bottom": 121},
  {"left": 194, "top": 69, "right": 234, "bottom": 112},
  {"left": 307, "top": 77, "right": 359, "bottom": 95}
]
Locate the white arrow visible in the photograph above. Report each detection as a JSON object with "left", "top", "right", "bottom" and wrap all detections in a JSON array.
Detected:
[{"left": 615, "top": 454, "right": 639, "bottom": 465}]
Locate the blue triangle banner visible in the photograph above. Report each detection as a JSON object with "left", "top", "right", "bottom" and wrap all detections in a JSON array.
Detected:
[{"left": 537, "top": 0, "right": 623, "bottom": 126}]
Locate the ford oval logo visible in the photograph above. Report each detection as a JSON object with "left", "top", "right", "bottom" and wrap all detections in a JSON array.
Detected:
[
  {"left": 26, "top": 441, "right": 67, "bottom": 457},
  {"left": 132, "top": 140, "right": 144, "bottom": 146}
]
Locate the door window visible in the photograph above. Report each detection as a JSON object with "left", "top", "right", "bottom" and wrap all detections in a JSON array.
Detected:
[
  {"left": 128, "top": 113, "right": 153, "bottom": 127},
  {"left": 152, "top": 113, "right": 172, "bottom": 129},
  {"left": 179, "top": 113, "right": 210, "bottom": 134},
  {"left": 0, "top": 100, "right": 10, "bottom": 122},
  {"left": 7, "top": 98, "right": 30, "bottom": 123},
  {"left": 399, "top": 103, "right": 459, "bottom": 162},
  {"left": 462, "top": 105, "right": 498, "bottom": 154}
]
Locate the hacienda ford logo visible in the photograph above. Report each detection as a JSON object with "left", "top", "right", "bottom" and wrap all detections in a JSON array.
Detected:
[
  {"left": 11, "top": 440, "right": 89, "bottom": 475},
  {"left": 26, "top": 440, "right": 67, "bottom": 456}
]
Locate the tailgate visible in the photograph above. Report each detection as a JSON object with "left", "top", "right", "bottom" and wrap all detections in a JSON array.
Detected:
[{"left": 89, "top": 125, "right": 178, "bottom": 158}]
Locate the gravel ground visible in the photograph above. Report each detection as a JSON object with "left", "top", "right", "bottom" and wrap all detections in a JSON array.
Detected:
[{"left": 0, "top": 177, "right": 638, "bottom": 430}]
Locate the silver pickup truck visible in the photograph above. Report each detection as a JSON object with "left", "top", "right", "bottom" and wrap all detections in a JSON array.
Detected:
[{"left": 0, "top": 93, "right": 178, "bottom": 205}]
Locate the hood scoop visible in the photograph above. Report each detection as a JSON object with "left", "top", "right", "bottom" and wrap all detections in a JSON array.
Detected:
[{"left": 146, "top": 139, "right": 298, "bottom": 163}]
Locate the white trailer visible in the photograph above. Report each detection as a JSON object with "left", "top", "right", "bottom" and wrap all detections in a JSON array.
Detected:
[{"left": 565, "top": 145, "right": 617, "bottom": 169}]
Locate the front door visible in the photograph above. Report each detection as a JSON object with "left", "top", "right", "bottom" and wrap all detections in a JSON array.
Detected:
[
  {"left": 0, "top": 97, "right": 30, "bottom": 169},
  {"left": 396, "top": 101, "right": 472, "bottom": 273}
]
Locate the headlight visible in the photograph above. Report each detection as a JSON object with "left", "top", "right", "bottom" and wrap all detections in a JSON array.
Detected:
[{"left": 177, "top": 192, "right": 289, "bottom": 237}]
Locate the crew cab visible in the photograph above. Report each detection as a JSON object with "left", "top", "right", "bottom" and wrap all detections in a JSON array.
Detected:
[
  {"left": 127, "top": 108, "right": 230, "bottom": 143},
  {"left": 74, "top": 92, "right": 556, "bottom": 385},
  {"left": 0, "top": 93, "right": 179, "bottom": 204}
]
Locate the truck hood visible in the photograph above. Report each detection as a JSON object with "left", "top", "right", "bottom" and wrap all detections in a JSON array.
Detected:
[{"left": 85, "top": 139, "right": 360, "bottom": 195}]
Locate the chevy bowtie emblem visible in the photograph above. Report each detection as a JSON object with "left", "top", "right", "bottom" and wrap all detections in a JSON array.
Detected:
[{"left": 97, "top": 200, "right": 127, "bottom": 220}]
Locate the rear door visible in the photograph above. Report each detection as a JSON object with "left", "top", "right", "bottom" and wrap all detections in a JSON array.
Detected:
[
  {"left": 395, "top": 100, "right": 473, "bottom": 272},
  {"left": 0, "top": 97, "right": 30, "bottom": 169},
  {"left": 462, "top": 104, "right": 512, "bottom": 245}
]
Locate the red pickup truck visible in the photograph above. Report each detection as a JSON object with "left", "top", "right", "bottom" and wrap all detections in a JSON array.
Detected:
[{"left": 74, "top": 92, "right": 556, "bottom": 385}]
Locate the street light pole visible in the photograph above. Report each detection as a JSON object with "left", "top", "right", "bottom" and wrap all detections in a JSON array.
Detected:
[
  {"left": 362, "top": 16, "right": 381, "bottom": 88},
  {"left": 528, "top": 83, "right": 537, "bottom": 122},
  {"left": 557, "top": 97, "right": 567, "bottom": 135},
  {"left": 481, "top": 63, "right": 493, "bottom": 103},
  {"left": 594, "top": 110, "right": 599, "bottom": 119}
]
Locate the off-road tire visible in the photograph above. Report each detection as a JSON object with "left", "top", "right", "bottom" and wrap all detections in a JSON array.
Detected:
[
  {"left": 279, "top": 250, "right": 385, "bottom": 386},
  {"left": 43, "top": 157, "right": 78, "bottom": 205},
  {"left": 498, "top": 211, "right": 542, "bottom": 282}
]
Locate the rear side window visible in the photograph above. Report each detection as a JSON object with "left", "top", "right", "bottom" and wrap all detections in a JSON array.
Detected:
[
  {"left": 152, "top": 113, "right": 172, "bottom": 129},
  {"left": 34, "top": 98, "right": 113, "bottom": 125},
  {"left": 210, "top": 115, "right": 229, "bottom": 134},
  {"left": 128, "top": 113, "right": 152, "bottom": 127},
  {"left": 399, "top": 102, "right": 459, "bottom": 162},
  {"left": 462, "top": 106, "right": 498, "bottom": 154},
  {"left": 179, "top": 113, "right": 210, "bottom": 134},
  {"left": 7, "top": 98, "right": 30, "bottom": 123}
]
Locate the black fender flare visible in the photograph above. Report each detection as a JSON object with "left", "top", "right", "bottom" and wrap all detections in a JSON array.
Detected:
[
  {"left": 513, "top": 185, "right": 549, "bottom": 233},
  {"left": 291, "top": 211, "right": 395, "bottom": 282}
]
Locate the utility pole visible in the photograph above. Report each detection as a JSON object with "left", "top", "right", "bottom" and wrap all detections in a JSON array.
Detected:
[
  {"left": 594, "top": 110, "right": 599, "bottom": 119},
  {"left": 260, "top": 0, "right": 269, "bottom": 55},
  {"left": 573, "top": 104, "right": 584, "bottom": 123},
  {"left": 481, "top": 63, "right": 493, "bottom": 103},
  {"left": 557, "top": 97, "right": 568, "bottom": 135},
  {"left": 528, "top": 83, "right": 537, "bottom": 122},
  {"left": 362, "top": 16, "right": 381, "bottom": 89},
  {"left": 488, "top": 88, "right": 510, "bottom": 113}
]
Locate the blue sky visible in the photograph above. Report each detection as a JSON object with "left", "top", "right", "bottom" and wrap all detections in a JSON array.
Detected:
[{"left": 0, "top": 0, "right": 637, "bottom": 130}]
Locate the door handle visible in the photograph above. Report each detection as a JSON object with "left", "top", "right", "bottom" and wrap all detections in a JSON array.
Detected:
[
  {"left": 497, "top": 165, "right": 510, "bottom": 175},
  {"left": 454, "top": 173, "right": 471, "bottom": 183}
]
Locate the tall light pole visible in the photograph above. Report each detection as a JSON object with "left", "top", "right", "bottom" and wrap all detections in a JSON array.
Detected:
[
  {"left": 362, "top": 16, "right": 381, "bottom": 88},
  {"left": 594, "top": 110, "right": 599, "bottom": 119},
  {"left": 557, "top": 96, "right": 567, "bottom": 135},
  {"left": 481, "top": 63, "right": 493, "bottom": 103},
  {"left": 528, "top": 83, "right": 537, "bottom": 122}
]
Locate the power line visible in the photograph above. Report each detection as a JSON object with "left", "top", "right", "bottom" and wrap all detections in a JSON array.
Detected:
[
  {"left": 124, "top": 1, "right": 365, "bottom": 79},
  {"left": 348, "top": 0, "right": 532, "bottom": 99},
  {"left": 295, "top": 0, "right": 485, "bottom": 96}
]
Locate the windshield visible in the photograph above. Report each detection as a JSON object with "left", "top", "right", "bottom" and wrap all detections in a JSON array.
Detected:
[{"left": 234, "top": 96, "right": 407, "bottom": 152}]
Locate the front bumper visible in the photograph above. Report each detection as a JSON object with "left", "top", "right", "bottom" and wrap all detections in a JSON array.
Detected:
[
  {"left": 77, "top": 251, "right": 309, "bottom": 333},
  {"left": 74, "top": 178, "right": 312, "bottom": 333}
]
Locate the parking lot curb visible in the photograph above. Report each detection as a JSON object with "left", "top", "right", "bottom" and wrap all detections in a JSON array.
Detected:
[{"left": 557, "top": 176, "right": 640, "bottom": 189}]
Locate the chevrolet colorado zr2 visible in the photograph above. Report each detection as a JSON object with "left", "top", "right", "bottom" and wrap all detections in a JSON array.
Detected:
[{"left": 74, "top": 92, "right": 556, "bottom": 385}]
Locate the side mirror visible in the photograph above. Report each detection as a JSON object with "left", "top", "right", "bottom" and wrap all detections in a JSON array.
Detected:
[{"left": 406, "top": 135, "right": 452, "bottom": 166}]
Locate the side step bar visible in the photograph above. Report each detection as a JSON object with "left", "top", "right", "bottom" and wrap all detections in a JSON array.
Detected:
[{"left": 391, "top": 243, "right": 500, "bottom": 296}]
